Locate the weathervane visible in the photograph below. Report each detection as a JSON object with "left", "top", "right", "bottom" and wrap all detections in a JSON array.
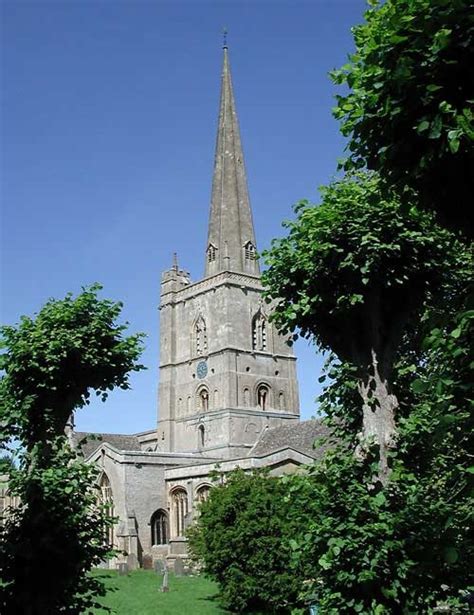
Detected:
[{"left": 222, "top": 27, "right": 228, "bottom": 49}]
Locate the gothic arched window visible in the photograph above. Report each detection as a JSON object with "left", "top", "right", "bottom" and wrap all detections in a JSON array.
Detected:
[
  {"left": 252, "top": 311, "right": 267, "bottom": 351},
  {"left": 171, "top": 488, "right": 188, "bottom": 537},
  {"left": 196, "top": 485, "right": 211, "bottom": 504},
  {"left": 244, "top": 241, "right": 256, "bottom": 261},
  {"left": 151, "top": 509, "right": 169, "bottom": 546},
  {"left": 98, "top": 473, "right": 115, "bottom": 547},
  {"left": 194, "top": 315, "right": 208, "bottom": 356},
  {"left": 257, "top": 384, "right": 270, "bottom": 411}
]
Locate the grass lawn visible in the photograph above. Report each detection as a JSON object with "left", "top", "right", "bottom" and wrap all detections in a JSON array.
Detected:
[{"left": 89, "top": 569, "right": 228, "bottom": 614}]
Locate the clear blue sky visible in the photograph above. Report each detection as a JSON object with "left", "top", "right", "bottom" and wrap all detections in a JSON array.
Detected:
[{"left": 1, "top": 0, "right": 367, "bottom": 435}]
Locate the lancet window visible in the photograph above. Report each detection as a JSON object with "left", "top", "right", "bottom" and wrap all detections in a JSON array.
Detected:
[
  {"left": 151, "top": 509, "right": 169, "bottom": 545},
  {"left": 98, "top": 473, "right": 115, "bottom": 546},
  {"left": 197, "top": 387, "right": 209, "bottom": 413},
  {"left": 194, "top": 315, "right": 208, "bottom": 356},
  {"left": 171, "top": 488, "right": 188, "bottom": 537},
  {"left": 252, "top": 311, "right": 267, "bottom": 351},
  {"left": 198, "top": 424, "right": 205, "bottom": 449},
  {"left": 257, "top": 384, "right": 270, "bottom": 411},
  {"left": 279, "top": 391, "right": 285, "bottom": 410}
]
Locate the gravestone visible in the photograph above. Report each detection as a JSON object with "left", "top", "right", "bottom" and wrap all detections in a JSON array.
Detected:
[
  {"left": 174, "top": 557, "right": 185, "bottom": 576},
  {"left": 117, "top": 563, "right": 128, "bottom": 576},
  {"left": 161, "top": 568, "right": 169, "bottom": 593},
  {"left": 154, "top": 560, "right": 165, "bottom": 575},
  {"left": 142, "top": 554, "right": 153, "bottom": 570}
]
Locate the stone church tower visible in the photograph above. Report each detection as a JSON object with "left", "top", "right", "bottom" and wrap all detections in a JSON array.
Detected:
[
  {"left": 157, "top": 47, "right": 300, "bottom": 458},
  {"left": 70, "top": 45, "right": 327, "bottom": 570}
]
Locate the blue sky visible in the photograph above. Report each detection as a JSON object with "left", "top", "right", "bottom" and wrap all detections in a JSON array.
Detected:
[{"left": 1, "top": 0, "right": 367, "bottom": 434}]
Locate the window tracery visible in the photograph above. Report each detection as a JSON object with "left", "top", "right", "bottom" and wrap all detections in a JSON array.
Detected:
[
  {"left": 98, "top": 473, "right": 115, "bottom": 546},
  {"left": 196, "top": 485, "right": 211, "bottom": 504},
  {"left": 171, "top": 488, "right": 188, "bottom": 537},
  {"left": 151, "top": 509, "right": 169, "bottom": 545}
]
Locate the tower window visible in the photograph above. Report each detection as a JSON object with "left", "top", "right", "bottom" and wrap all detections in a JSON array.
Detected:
[
  {"left": 207, "top": 244, "right": 217, "bottom": 263},
  {"left": 257, "top": 384, "right": 270, "bottom": 411},
  {"left": 151, "top": 510, "right": 169, "bottom": 545},
  {"left": 244, "top": 241, "right": 256, "bottom": 260},
  {"left": 279, "top": 391, "right": 285, "bottom": 410},
  {"left": 252, "top": 311, "right": 267, "bottom": 351},
  {"left": 198, "top": 424, "right": 205, "bottom": 449},
  {"left": 198, "top": 388, "right": 209, "bottom": 413},
  {"left": 194, "top": 315, "right": 208, "bottom": 356}
]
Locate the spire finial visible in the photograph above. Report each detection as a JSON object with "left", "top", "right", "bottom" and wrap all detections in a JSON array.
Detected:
[
  {"left": 172, "top": 252, "right": 179, "bottom": 271},
  {"left": 222, "top": 27, "right": 228, "bottom": 50}
]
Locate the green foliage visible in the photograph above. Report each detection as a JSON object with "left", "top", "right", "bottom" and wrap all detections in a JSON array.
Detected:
[
  {"left": 0, "top": 283, "right": 145, "bottom": 447},
  {"left": 0, "top": 455, "right": 15, "bottom": 474},
  {"left": 188, "top": 468, "right": 310, "bottom": 614},
  {"left": 262, "top": 172, "right": 452, "bottom": 370},
  {"left": 291, "top": 271, "right": 473, "bottom": 612},
  {"left": 0, "top": 285, "right": 145, "bottom": 614},
  {"left": 259, "top": 168, "right": 472, "bottom": 610},
  {"left": 332, "top": 0, "right": 474, "bottom": 234},
  {"left": 0, "top": 438, "right": 115, "bottom": 614}
]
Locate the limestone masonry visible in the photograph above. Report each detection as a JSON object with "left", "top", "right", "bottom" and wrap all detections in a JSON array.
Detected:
[{"left": 72, "top": 47, "right": 328, "bottom": 570}]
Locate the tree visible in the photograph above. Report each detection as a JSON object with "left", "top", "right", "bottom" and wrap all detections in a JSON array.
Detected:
[
  {"left": 290, "top": 303, "right": 473, "bottom": 613},
  {"left": 0, "top": 455, "right": 15, "bottom": 474},
  {"left": 262, "top": 172, "right": 454, "bottom": 483},
  {"left": 0, "top": 284, "right": 145, "bottom": 614},
  {"left": 332, "top": 0, "right": 474, "bottom": 235},
  {"left": 188, "top": 468, "right": 310, "bottom": 614}
]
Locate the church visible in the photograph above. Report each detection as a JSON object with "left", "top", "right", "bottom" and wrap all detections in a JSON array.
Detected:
[{"left": 73, "top": 46, "right": 327, "bottom": 570}]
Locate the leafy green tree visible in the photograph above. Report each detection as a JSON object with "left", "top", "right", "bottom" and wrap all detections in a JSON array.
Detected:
[
  {"left": 0, "top": 284, "right": 145, "bottom": 614},
  {"left": 291, "top": 308, "right": 473, "bottom": 613},
  {"left": 1, "top": 283, "right": 144, "bottom": 449},
  {"left": 332, "top": 0, "right": 474, "bottom": 235},
  {"left": 262, "top": 172, "right": 453, "bottom": 482},
  {"left": 0, "top": 455, "right": 15, "bottom": 474},
  {"left": 188, "top": 468, "right": 310, "bottom": 614}
]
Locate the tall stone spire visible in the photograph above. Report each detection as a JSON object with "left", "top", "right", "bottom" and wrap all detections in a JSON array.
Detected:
[{"left": 205, "top": 46, "right": 260, "bottom": 277}]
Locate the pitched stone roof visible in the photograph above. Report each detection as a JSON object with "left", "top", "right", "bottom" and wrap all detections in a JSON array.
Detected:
[
  {"left": 248, "top": 419, "right": 333, "bottom": 460},
  {"left": 72, "top": 432, "right": 141, "bottom": 459}
]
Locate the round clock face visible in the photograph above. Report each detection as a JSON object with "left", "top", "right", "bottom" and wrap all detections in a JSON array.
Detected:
[{"left": 197, "top": 361, "right": 208, "bottom": 379}]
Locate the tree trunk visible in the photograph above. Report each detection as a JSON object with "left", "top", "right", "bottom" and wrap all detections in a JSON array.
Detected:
[{"left": 357, "top": 348, "right": 398, "bottom": 485}]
